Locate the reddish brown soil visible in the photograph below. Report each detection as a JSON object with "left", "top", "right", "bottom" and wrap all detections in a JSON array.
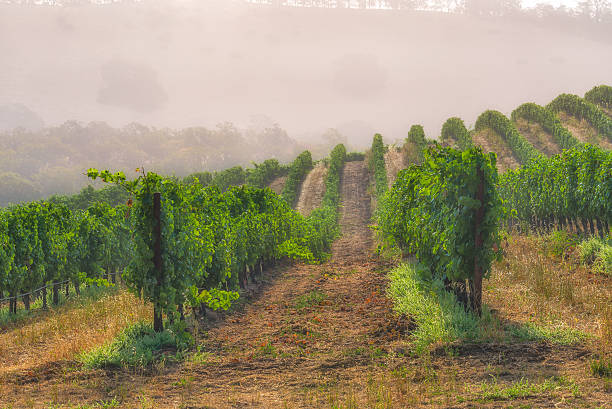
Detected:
[{"left": 296, "top": 163, "right": 327, "bottom": 216}]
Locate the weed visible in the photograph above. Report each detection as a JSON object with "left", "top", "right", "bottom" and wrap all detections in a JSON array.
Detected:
[
  {"left": 255, "top": 342, "right": 277, "bottom": 358},
  {"left": 294, "top": 290, "right": 326, "bottom": 311},
  {"left": 477, "top": 377, "right": 558, "bottom": 401},
  {"left": 590, "top": 358, "right": 612, "bottom": 378},
  {"left": 78, "top": 321, "right": 192, "bottom": 369},
  {"left": 507, "top": 321, "right": 587, "bottom": 345}
]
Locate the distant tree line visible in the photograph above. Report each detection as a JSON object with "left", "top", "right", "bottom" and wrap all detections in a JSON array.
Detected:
[
  {"left": 0, "top": 121, "right": 302, "bottom": 206},
  {"left": 246, "top": 0, "right": 612, "bottom": 21}
]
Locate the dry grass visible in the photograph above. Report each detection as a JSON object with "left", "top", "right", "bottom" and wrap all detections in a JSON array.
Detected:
[
  {"left": 514, "top": 118, "right": 562, "bottom": 156},
  {"left": 485, "top": 234, "right": 611, "bottom": 356},
  {"left": 471, "top": 128, "right": 520, "bottom": 172},
  {"left": 0, "top": 288, "right": 150, "bottom": 376}
]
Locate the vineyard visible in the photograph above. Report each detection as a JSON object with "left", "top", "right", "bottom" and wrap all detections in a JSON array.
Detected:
[{"left": 0, "top": 85, "right": 611, "bottom": 408}]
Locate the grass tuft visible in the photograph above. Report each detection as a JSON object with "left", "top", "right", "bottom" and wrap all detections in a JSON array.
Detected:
[
  {"left": 387, "top": 263, "right": 480, "bottom": 354},
  {"left": 295, "top": 290, "right": 327, "bottom": 311},
  {"left": 78, "top": 321, "right": 192, "bottom": 369}
]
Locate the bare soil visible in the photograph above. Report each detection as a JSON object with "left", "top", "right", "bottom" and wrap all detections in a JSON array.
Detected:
[
  {"left": 383, "top": 148, "right": 405, "bottom": 188},
  {"left": 296, "top": 163, "right": 327, "bottom": 216},
  {"left": 558, "top": 111, "right": 612, "bottom": 150},
  {"left": 0, "top": 162, "right": 609, "bottom": 408},
  {"left": 268, "top": 175, "right": 287, "bottom": 195},
  {"left": 472, "top": 128, "right": 520, "bottom": 172},
  {"left": 514, "top": 118, "right": 562, "bottom": 156}
]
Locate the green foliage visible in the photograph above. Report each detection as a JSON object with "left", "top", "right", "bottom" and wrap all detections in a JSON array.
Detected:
[
  {"left": 404, "top": 124, "right": 429, "bottom": 164},
  {"left": 245, "top": 159, "right": 288, "bottom": 188},
  {"left": 511, "top": 103, "right": 580, "bottom": 150},
  {"left": 590, "top": 358, "right": 612, "bottom": 378},
  {"left": 87, "top": 166, "right": 335, "bottom": 327},
  {"left": 0, "top": 198, "right": 130, "bottom": 315},
  {"left": 79, "top": 321, "right": 192, "bottom": 369},
  {"left": 281, "top": 151, "right": 313, "bottom": 207},
  {"left": 48, "top": 184, "right": 130, "bottom": 211},
  {"left": 579, "top": 238, "right": 612, "bottom": 275},
  {"left": 321, "top": 144, "right": 347, "bottom": 209},
  {"left": 210, "top": 166, "right": 246, "bottom": 191},
  {"left": 507, "top": 322, "right": 587, "bottom": 345},
  {"left": 585, "top": 84, "right": 612, "bottom": 110},
  {"left": 369, "top": 134, "right": 388, "bottom": 199},
  {"left": 378, "top": 146, "right": 503, "bottom": 283},
  {"left": 346, "top": 151, "right": 365, "bottom": 162},
  {"left": 182, "top": 172, "right": 213, "bottom": 187},
  {"left": 475, "top": 110, "right": 541, "bottom": 164},
  {"left": 441, "top": 117, "right": 473, "bottom": 150},
  {"left": 499, "top": 145, "right": 611, "bottom": 231},
  {"left": 547, "top": 93, "right": 612, "bottom": 141}
]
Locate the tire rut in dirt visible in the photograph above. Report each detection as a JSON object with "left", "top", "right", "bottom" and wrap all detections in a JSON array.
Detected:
[{"left": 331, "top": 161, "right": 372, "bottom": 265}]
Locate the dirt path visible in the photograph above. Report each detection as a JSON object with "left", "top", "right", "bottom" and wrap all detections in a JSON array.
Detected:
[
  {"left": 296, "top": 163, "right": 328, "bottom": 216},
  {"left": 268, "top": 175, "right": 287, "bottom": 195},
  {"left": 384, "top": 148, "right": 405, "bottom": 188},
  {"left": 472, "top": 128, "right": 520, "bottom": 172}
]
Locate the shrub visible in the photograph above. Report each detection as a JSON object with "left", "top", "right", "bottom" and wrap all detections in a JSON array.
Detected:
[
  {"left": 369, "top": 134, "right": 388, "bottom": 199},
  {"left": 79, "top": 321, "right": 192, "bottom": 369},
  {"left": 441, "top": 117, "right": 473, "bottom": 150}
]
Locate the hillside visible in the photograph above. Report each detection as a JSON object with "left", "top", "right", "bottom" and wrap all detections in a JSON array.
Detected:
[
  {"left": 471, "top": 128, "right": 520, "bottom": 172},
  {"left": 513, "top": 118, "right": 562, "bottom": 156},
  {"left": 557, "top": 111, "right": 612, "bottom": 150},
  {"left": 1, "top": 152, "right": 610, "bottom": 408}
]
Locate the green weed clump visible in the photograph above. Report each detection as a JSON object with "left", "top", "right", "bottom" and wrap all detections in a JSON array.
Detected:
[
  {"left": 387, "top": 263, "right": 480, "bottom": 354},
  {"left": 79, "top": 321, "right": 192, "bottom": 369},
  {"left": 579, "top": 237, "right": 612, "bottom": 275}
]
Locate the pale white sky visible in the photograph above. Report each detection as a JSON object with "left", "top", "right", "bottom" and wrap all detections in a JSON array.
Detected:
[{"left": 521, "top": 0, "right": 581, "bottom": 8}]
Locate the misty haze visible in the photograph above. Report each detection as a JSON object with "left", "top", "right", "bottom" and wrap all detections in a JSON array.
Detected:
[{"left": 0, "top": 1, "right": 611, "bottom": 408}]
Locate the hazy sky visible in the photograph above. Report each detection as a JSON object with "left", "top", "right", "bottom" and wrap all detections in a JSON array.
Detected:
[
  {"left": 522, "top": 0, "right": 580, "bottom": 8},
  {"left": 1, "top": 1, "right": 610, "bottom": 148}
]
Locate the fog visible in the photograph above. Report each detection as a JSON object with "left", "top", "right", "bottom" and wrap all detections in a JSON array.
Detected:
[
  {"left": 1, "top": 1, "right": 610, "bottom": 144},
  {"left": 1, "top": 0, "right": 611, "bottom": 205}
]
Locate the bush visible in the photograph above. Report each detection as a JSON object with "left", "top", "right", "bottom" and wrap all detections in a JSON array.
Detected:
[
  {"left": 578, "top": 237, "right": 612, "bottom": 275},
  {"left": 441, "top": 117, "right": 473, "bottom": 150},
  {"left": 403, "top": 125, "right": 429, "bottom": 164},
  {"left": 369, "top": 134, "right": 388, "bottom": 199},
  {"left": 378, "top": 146, "right": 502, "bottom": 284},
  {"left": 79, "top": 321, "right": 192, "bottom": 369}
]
